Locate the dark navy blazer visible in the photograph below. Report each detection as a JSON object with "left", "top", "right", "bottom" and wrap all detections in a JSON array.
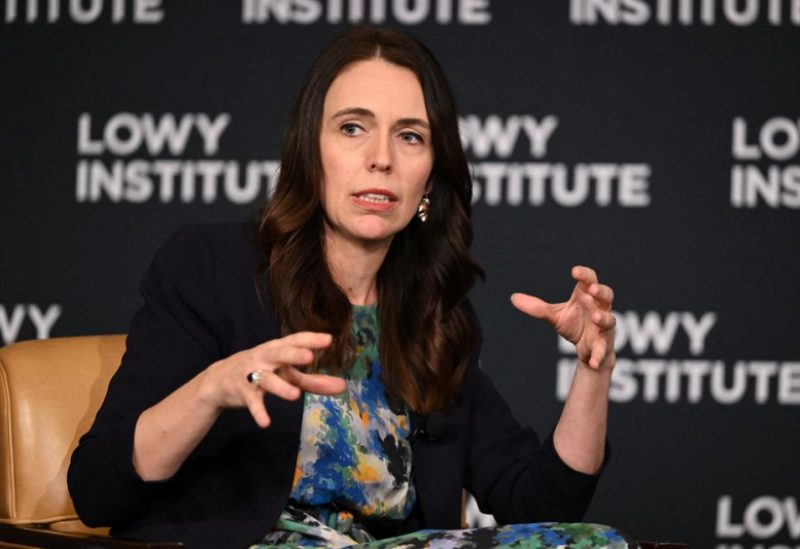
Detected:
[{"left": 68, "top": 223, "right": 602, "bottom": 549}]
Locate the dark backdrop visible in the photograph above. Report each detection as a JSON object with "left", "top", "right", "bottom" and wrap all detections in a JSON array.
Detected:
[{"left": 2, "top": 2, "right": 799, "bottom": 547}]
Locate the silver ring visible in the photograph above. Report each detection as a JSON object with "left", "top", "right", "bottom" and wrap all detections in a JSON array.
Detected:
[{"left": 246, "top": 369, "right": 263, "bottom": 386}]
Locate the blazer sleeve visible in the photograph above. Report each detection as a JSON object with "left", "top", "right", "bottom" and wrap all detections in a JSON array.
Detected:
[
  {"left": 462, "top": 315, "right": 608, "bottom": 524},
  {"left": 466, "top": 372, "right": 608, "bottom": 523},
  {"left": 67, "top": 225, "right": 224, "bottom": 527}
]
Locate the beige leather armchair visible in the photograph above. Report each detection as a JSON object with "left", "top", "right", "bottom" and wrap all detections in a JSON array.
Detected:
[{"left": 0, "top": 336, "right": 181, "bottom": 548}]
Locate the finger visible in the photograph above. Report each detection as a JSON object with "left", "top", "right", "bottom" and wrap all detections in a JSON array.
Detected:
[
  {"left": 243, "top": 391, "right": 271, "bottom": 428},
  {"left": 592, "top": 310, "right": 616, "bottom": 331},
  {"left": 588, "top": 283, "right": 614, "bottom": 306},
  {"left": 256, "top": 345, "right": 316, "bottom": 367},
  {"left": 588, "top": 337, "right": 608, "bottom": 369},
  {"left": 282, "top": 367, "right": 347, "bottom": 395},
  {"left": 510, "top": 292, "right": 556, "bottom": 324},
  {"left": 572, "top": 265, "right": 598, "bottom": 288},
  {"left": 257, "top": 371, "right": 302, "bottom": 401},
  {"left": 262, "top": 332, "right": 333, "bottom": 351}
]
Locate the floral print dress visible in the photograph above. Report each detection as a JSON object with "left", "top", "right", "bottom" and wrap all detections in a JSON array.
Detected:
[{"left": 251, "top": 305, "right": 631, "bottom": 549}]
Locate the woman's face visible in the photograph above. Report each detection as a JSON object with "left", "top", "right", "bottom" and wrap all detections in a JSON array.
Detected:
[{"left": 319, "top": 58, "right": 433, "bottom": 250}]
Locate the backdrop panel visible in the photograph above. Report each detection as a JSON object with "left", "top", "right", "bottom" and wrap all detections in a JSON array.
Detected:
[{"left": 2, "top": 2, "right": 798, "bottom": 546}]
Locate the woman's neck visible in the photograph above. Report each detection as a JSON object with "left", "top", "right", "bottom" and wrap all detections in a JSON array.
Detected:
[{"left": 324, "top": 231, "right": 391, "bottom": 306}]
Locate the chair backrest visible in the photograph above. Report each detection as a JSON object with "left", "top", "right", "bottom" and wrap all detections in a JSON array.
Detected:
[{"left": 0, "top": 335, "right": 125, "bottom": 532}]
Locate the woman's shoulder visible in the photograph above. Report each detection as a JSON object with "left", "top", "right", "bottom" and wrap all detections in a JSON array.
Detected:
[
  {"left": 158, "top": 222, "right": 259, "bottom": 258},
  {"left": 150, "top": 222, "right": 262, "bottom": 277},
  {"left": 138, "top": 221, "right": 276, "bottom": 351},
  {"left": 140, "top": 222, "right": 266, "bottom": 314}
]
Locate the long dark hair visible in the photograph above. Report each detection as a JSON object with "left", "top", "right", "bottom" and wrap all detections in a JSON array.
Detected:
[{"left": 259, "top": 26, "right": 483, "bottom": 414}]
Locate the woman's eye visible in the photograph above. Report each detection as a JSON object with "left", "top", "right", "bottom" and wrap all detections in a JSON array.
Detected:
[
  {"left": 341, "top": 123, "right": 363, "bottom": 136},
  {"left": 400, "top": 132, "right": 425, "bottom": 145}
]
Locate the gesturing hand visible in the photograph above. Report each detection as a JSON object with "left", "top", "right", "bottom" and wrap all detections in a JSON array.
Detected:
[
  {"left": 510, "top": 266, "right": 616, "bottom": 370},
  {"left": 201, "top": 332, "right": 347, "bottom": 428}
]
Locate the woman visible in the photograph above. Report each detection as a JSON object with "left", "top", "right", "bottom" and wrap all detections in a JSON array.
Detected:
[{"left": 68, "top": 26, "right": 621, "bottom": 549}]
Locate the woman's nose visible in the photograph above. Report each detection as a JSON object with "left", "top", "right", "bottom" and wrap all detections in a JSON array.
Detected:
[
  {"left": 369, "top": 160, "right": 391, "bottom": 172},
  {"left": 367, "top": 134, "right": 392, "bottom": 173}
]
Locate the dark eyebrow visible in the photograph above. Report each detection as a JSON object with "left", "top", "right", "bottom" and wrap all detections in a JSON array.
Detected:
[
  {"left": 396, "top": 117, "right": 430, "bottom": 130},
  {"left": 331, "top": 107, "right": 430, "bottom": 130},
  {"left": 332, "top": 107, "right": 374, "bottom": 120}
]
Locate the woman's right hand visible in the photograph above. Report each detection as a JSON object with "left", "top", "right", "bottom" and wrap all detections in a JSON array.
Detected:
[
  {"left": 198, "top": 331, "right": 347, "bottom": 428},
  {"left": 133, "top": 331, "right": 346, "bottom": 481}
]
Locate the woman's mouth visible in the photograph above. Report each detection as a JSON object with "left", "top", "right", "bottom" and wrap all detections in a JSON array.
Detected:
[
  {"left": 358, "top": 193, "right": 391, "bottom": 203},
  {"left": 352, "top": 189, "right": 398, "bottom": 212}
]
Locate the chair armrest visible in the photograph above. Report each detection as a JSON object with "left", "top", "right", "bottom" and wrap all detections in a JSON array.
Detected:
[{"left": 0, "top": 523, "right": 184, "bottom": 548}]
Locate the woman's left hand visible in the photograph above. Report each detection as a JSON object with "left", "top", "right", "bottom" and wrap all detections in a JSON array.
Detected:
[{"left": 511, "top": 265, "right": 616, "bottom": 370}]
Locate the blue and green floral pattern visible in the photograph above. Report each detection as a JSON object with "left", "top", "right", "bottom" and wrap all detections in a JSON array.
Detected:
[{"left": 252, "top": 305, "right": 630, "bottom": 548}]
